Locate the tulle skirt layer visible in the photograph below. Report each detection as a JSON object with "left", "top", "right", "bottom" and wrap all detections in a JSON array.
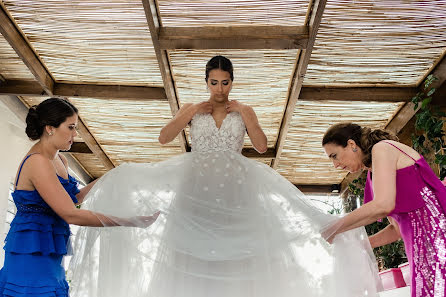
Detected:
[{"left": 68, "top": 151, "right": 382, "bottom": 297}]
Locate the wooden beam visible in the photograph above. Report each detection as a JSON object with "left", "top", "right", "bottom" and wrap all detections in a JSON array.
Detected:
[
  {"left": 271, "top": 0, "right": 327, "bottom": 169},
  {"left": 1, "top": 80, "right": 424, "bottom": 103},
  {"left": 67, "top": 141, "right": 92, "bottom": 154},
  {"left": 54, "top": 83, "right": 167, "bottom": 100},
  {"left": 61, "top": 153, "right": 93, "bottom": 184},
  {"left": 72, "top": 139, "right": 275, "bottom": 159},
  {"left": 299, "top": 86, "right": 417, "bottom": 102},
  {"left": 0, "top": 80, "right": 167, "bottom": 100},
  {"left": 159, "top": 26, "right": 308, "bottom": 50},
  {"left": 142, "top": 0, "right": 188, "bottom": 152},
  {"left": 0, "top": 80, "right": 46, "bottom": 96},
  {"left": 75, "top": 117, "right": 115, "bottom": 170},
  {"left": 0, "top": 5, "right": 54, "bottom": 95},
  {"left": 386, "top": 57, "right": 446, "bottom": 135},
  {"left": 242, "top": 147, "right": 276, "bottom": 159},
  {"left": 295, "top": 184, "right": 336, "bottom": 194}
]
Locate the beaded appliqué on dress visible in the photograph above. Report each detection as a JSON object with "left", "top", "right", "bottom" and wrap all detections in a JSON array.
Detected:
[
  {"left": 410, "top": 186, "right": 446, "bottom": 297},
  {"left": 190, "top": 112, "right": 246, "bottom": 153}
]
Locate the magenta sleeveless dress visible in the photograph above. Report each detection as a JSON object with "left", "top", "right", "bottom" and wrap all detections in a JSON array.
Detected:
[{"left": 364, "top": 141, "right": 446, "bottom": 297}]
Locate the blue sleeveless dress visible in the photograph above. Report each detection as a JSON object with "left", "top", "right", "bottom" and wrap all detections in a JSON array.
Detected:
[{"left": 0, "top": 154, "right": 80, "bottom": 297}]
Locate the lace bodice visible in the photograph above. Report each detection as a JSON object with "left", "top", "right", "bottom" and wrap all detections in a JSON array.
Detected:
[{"left": 190, "top": 112, "right": 246, "bottom": 153}]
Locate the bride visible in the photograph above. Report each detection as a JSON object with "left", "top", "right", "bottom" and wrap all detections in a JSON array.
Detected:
[{"left": 68, "top": 56, "right": 382, "bottom": 297}]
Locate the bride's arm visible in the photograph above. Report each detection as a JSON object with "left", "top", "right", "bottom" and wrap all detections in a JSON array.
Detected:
[
  {"left": 159, "top": 102, "right": 212, "bottom": 144},
  {"left": 226, "top": 100, "right": 267, "bottom": 153}
]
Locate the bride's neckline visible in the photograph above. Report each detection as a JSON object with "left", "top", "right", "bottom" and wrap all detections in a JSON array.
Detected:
[{"left": 210, "top": 112, "right": 230, "bottom": 131}]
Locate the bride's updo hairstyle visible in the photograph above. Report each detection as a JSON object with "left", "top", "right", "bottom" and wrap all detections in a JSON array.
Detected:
[
  {"left": 205, "top": 55, "right": 234, "bottom": 82},
  {"left": 322, "top": 122, "right": 398, "bottom": 168},
  {"left": 26, "top": 98, "right": 78, "bottom": 141}
]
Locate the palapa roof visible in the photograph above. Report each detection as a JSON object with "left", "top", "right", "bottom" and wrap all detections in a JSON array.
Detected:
[{"left": 1, "top": 0, "right": 445, "bottom": 194}]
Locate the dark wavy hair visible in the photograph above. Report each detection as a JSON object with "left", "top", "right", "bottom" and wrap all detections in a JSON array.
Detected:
[
  {"left": 25, "top": 98, "right": 78, "bottom": 141},
  {"left": 322, "top": 122, "right": 398, "bottom": 168},
  {"left": 205, "top": 55, "right": 234, "bottom": 82}
]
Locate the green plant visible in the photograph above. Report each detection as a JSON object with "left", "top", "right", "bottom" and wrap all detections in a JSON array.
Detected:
[
  {"left": 347, "top": 177, "right": 407, "bottom": 271},
  {"left": 346, "top": 176, "right": 366, "bottom": 212},
  {"left": 411, "top": 74, "right": 446, "bottom": 180}
]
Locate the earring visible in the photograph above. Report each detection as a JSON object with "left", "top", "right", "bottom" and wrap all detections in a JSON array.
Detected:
[
  {"left": 48, "top": 132, "right": 53, "bottom": 136},
  {"left": 352, "top": 148, "right": 357, "bottom": 152}
]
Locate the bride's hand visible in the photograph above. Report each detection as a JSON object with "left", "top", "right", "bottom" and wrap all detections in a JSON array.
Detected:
[
  {"left": 194, "top": 101, "right": 213, "bottom": 114},
  {"left": 225, "top": 100, "right": 244, "bottom": 113}
]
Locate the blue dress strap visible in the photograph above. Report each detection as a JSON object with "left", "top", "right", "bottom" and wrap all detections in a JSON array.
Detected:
[
  {"left": 382, "top": 141, "right": 417, "bottom": 162},
  {"left": 15, "top": 153, "right": 40, "bottom": 189}
]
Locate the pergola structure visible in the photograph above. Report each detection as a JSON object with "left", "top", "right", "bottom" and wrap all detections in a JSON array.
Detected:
[{"left": 0, "top": 0, "right": 445, "bottom": 194}]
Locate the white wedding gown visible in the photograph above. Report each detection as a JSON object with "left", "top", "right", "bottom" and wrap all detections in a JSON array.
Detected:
[{"left": 68, "top": 112, "right": 382, "bottom": 297}]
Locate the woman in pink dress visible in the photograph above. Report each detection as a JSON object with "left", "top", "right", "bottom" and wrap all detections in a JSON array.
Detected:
[{"left": 322, "top": 122, "right": 446, "bottom": 297}]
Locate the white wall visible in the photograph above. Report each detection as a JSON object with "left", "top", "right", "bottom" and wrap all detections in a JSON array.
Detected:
[{"left": 0, "top": 98, "right": 34, "bottom": 264}]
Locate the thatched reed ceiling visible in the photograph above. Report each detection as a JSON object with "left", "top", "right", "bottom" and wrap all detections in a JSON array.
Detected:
[{"left": 0, "top": 0, "right": 445, "bottom": 193}]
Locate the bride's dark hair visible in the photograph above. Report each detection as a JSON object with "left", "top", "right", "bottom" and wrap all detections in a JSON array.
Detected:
[
  {"left": 322, "top": 122, "right": 398, "bottom": 167},
  {"left": 205, "top": 55, "right": 234, "bottom": 82}
]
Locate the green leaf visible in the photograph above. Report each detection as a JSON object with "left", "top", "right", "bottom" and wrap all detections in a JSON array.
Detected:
[
  {"left": 427, "top": 88, "right": 436, "bottom": 97},
  {"left": 421, "top": 97, "right": 432, "bottom": 109}
]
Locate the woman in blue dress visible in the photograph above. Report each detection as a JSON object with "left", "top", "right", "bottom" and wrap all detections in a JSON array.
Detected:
[{"left": 0, "top": 98, "right": 159, "bottom": 297}]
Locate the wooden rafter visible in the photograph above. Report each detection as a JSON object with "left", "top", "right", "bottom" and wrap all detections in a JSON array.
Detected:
[
  {"left": 1, "top": 80, "right": 424, "bottom": 103},
  {"left": 339, "top": 55, "right": 446, "bottom": 195},
  {"left": 54, "top": 83, "right": 167, "bottom": 101},
  {"left": 271, "top": 0, "right": 327, "bottom": 169},
  {"left": 386, "top": 55, "right": 446, "bottom": 135},
  {"left": 68, "top": 142, "right": 92, "bottom": 154},
  {"left": 295, "top": 184, "right": 336, "bottom": 194},
  {"left": 0, "top": 80, "right": 166, "bottom": 100},
  {"left": 0, "top": 5, "right": 53, "bottom": 95},
  {"left": 241, "top": 147, "right": 275, "bottom": 159},
  {"left": 75, "top": 118, "right": 115, "bottom": 170},
  {"left": 0, "top": 80, "right": 47, "bottom": 96},
  {"left": 158, "top": 26, "right": 309, "bottom": 50},
  {"left": 299, "top": 86, "right": 417, "bottom": 102},
  {"left": 69, "top": 141, "right": 275, "bottom": 159},
  {"left": 142, "top": 0, "right": 188, "bottom": 152},
  {"left": 0, "top": 5, "right": 115, "bottom": 171}
]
